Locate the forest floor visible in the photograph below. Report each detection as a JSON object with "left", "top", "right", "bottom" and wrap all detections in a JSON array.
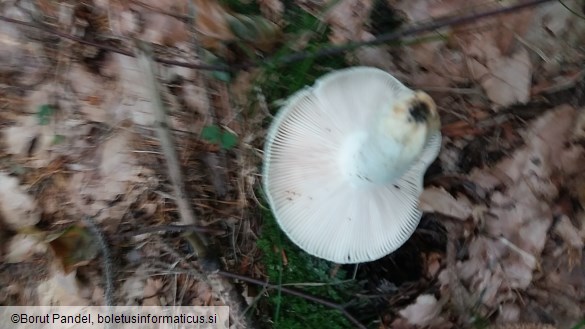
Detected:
[{"left": 0, "top": 0, "right": 584, "bottom": 328}]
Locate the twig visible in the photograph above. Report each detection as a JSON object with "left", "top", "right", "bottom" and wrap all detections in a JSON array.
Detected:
[
  {"left": 135, "top": 42, "right": 209, "bottom": 256},
  {"left": 237, "top": 0, "right": 555, "bottom": 69},
  {"left": 136, "top": 41, "right": 256, "bottom": 329},
  {"left": 118, "top": 224, "right": 226, "bottom": 237},
  {"left": 217, "top": 270, "right": 367, "bottom": 329},
  {"left": 81, "top": 216, "right": 115, "bottom": 306},
  {"left": 558, "top": 0, "right": 585, "bottom": 20},
  {"left": 0, "top": 0, "right": 555, "bottom": 72}
]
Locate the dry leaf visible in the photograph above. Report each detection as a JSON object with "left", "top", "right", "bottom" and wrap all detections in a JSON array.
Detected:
[
  {"left": 258, "top": 0, "right": 284, "bottom": 22},
  {"left": 494, "top": 6, "right": 536, "bottom": 56},
  {"left": 522, "top": 0, "right": 585, "bottom": 81},
  {"left": 398, "top": 294, "right": 444, "bottom": 326},
  {"left": 419, "top": 186, "right": 473, "bottom": 220},
  {"left": 120, "top": 265, "right": 148, "bottom": 305},
  {"left": 0, "top": 173, "right": 40, "bottom": 230},
  {"left": 132, "top": 0, "right": 281, "bottom": 53},
  {"left": 324, "top": 0, "right": 373, "bottom": 44},
  {"left": 68, "top": 64, "right": 114, "bottom": 123},
  {"left": 48, "top": 225, "right": 100, "bottom": 274},
  {"left": 36, "top": 268, "right": 89, "bottom": 305},
  {"left": 354, "top": 46, "right": 395, "bottom": 71},
  {"left": 393, "top": 0, "right": 539, "bottom": 107},
  {"left": 68, "top": 130, "right": 156, "bottom": 221},
  {"left": 554, "top": 215, "right": 584, "bottom": 268},
  {"left": 392, "top": 0, "right": 463, "bottom": 22},
  {"left": 141, "top": 11, "right": 189, "bottom": 46},
  {"left": 143, "top": 278, "right": 164, "bottom": 306},
  {"left": 192, "top": 0, "right": 234, "bottom": 49},
  {"left": 457, "top": 106, "right": 585, "bottom": 309},
  {"left": 480, "top": 47, "right": 532, "bottom": 107},
  {"left": 0, "top": 19, "right": 49, "bottom": 85},
  {"left": 554, "top": 215, "right": 584, "bottom": 251},
  {"left": 4, "top": 233, "right": 47, "bottom": 263},
  {"left": 107, "top": 54, "right": 155, "bottom": 126},
  {"left": 2, "top": 114, "right": 55, "bottom": 167}
]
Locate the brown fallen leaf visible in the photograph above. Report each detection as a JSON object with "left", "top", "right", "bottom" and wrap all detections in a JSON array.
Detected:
[
  {"left": 398, "top": 294, "right": 446, "bottom": 327},
  {"left": 47, "top": 225, "right": 99, "bottom": 274},
  {"left": 419, "top": 186, "right": 473, "bottom": 220},
  {"left": 441, "top": 120, "right": 484, "bottom": 138},
  {"left": 553, "top": 215, "right": 584, "bottom": 269},
  {"left": 0, "top": 173, "right": 41, "bottom": 230},
  {"left": 142, "top": 278, "right": 164, "bottom": 306},
  {"left": 478, "top": 47, "right": 532, "bottom": 107},
  {"left": 324, "top": 0, "right": 373, "bottom": 44},
  {"left": 258, "top": 0, "right": 284, "bottom": 23},
  {"left": 37, "top": 268, "right": 90, "bottom": 305},
  {"left": 5, "top": 233, "right": 48, "bottom": 263},
  {"left": 456, "top": 105, "right": 584, "bottom": 312}
]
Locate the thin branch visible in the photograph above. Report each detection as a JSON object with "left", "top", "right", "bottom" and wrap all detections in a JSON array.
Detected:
[
  {"left": 0, "top": 0, "right": 554, "bottom": 72},
  {"left": 217, "top": 270, "right": 367, "bottom": 329},
  {"left": 135, "top": 42, "right": 209, "bottom": 257},
  {"left": 82, "top": 215, "right": 115, "bottom": 306},
  {"left": 136, "top": 41, "right": 256, "bottom": 329},
  {"left": 558, "top": 0, "right": 585, "bottom": 20},
  {"left": 119, "top": 224, "right": 226, "bottom": 237},
  {"left": 244, "top": 0, "right": 554, "bottom": 69}
]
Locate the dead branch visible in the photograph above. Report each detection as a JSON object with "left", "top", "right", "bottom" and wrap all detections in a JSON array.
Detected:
[{"left": 135, "top": 42, "right": 255, "bottom": 328}]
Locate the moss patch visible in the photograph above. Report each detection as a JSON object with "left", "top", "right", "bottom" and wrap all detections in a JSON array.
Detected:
[{"left": 256, "top": 206, "right": 361, "bottom": 329}]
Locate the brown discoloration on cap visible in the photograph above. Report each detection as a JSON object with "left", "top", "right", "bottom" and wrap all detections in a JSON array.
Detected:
[
  {"left": 392, "top": 101, "right": 408, "bottom": 117},
  {"left": 408, "top": 100, "right": 430, "bottom": 123},
  {"left": 412, "top": 90, "right": 440, "bottom": 131},
  {"left": 388, "top": 91, "right": 438, "bottom": 127},
  {"left": 381, "top": 91, "right": 440, "bottom": 150}
]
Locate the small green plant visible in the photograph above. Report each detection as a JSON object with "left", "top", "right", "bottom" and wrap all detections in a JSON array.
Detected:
[
  {"left": 571, "top": 320, "right": 585, "bottom": 329},
  {"left": 37, "top": 104, "right": 55, "bottom": 125},
  {"left": 201, "top": 124, "right": 238, "bottom": 150},
  {"left": 52, "top": 134, "right": 65, "bottom": 145}
]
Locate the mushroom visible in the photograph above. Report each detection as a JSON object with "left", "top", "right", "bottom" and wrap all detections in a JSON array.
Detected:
[{"left": 262, "top": 67, "right": 441, "bottom": 264}]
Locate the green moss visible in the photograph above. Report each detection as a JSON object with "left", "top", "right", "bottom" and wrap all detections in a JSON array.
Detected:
[{"left": 257, "top": 206, "right": 359, "bottom": 329}]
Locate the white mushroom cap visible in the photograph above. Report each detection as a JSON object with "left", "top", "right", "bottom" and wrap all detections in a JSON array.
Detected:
[{"left": 263, "top": 67, "right": 441, "bottom": 264}]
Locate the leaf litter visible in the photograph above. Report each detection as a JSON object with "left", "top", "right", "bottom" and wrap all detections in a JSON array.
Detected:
[{"left": 0, "top": 0, "right": 584, "bottom": 328}]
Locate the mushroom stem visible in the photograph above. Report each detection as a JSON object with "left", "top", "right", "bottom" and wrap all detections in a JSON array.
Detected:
[
  {"left": 339, "top": 93, "right": 434, "bottom": 187},
  {"left": 338, "top": 131, "right": 415, "bottom": 186}
]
